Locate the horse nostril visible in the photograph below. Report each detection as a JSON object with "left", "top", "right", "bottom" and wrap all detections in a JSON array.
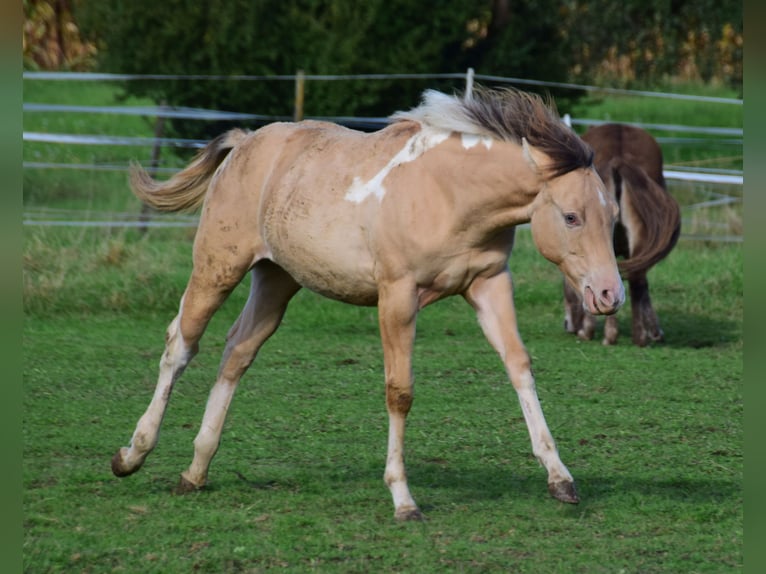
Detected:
[{"left": 600, "top": 289, "right": 613, "bottom": 307}]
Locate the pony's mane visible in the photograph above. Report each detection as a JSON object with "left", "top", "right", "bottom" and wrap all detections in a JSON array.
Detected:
[{"left": 390, "top": 86, "right": 593, "bottom": 178}]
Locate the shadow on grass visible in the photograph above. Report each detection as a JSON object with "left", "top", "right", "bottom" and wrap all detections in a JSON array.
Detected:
[
  {"left": 573, "top": 473, "right": 741, "bottom": 504},
  {"left": 410, "top": 464, "right": 740, "bottom": 506},
  {"left": 180, "top": 459, "right": 740, "bottom": 515},
  {"left": 558, "top": 310, "right": 741, "bottom": 350},
  {"left": 658, "top": 311, "right": 741, "bottom": 349}
]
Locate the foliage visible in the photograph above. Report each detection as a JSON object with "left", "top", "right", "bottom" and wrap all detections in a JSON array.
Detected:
[
  {"left": 73, "top": 0, "right": 586, "bottom": 141},
  {"left": 23, "top": 0, "right": 97, "bottom": 70},
  {"left": 560, "top": 0, "right": 743, "bottom": 91},
  {"left": 19, "top": 1, "right": 742, "bottom": 146},
  {"left": 75, "top": 0, "right": 470, "bottom": 140}
]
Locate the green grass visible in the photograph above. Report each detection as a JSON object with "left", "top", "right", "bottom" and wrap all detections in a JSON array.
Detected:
[
  {"left": 23, "top": 229, "right": 742, "bottom": 573},
  {"left": 23, "top": 79, "right": 742, "bottom": 572}
]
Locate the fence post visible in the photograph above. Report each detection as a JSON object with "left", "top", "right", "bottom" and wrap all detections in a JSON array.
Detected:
[
  {"left": 294, "top": 70, "right": 305, "bottom": 122},
  {"left": 465, "top": 67, "right": 475, "bottom": 100},
  {"left": 139, "top": 101, "right": 166, "bottom": 234}
]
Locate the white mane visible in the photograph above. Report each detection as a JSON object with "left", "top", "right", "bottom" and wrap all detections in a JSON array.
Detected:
[{"left": 389, "top": 90, "right": 496, "bottom": 140}]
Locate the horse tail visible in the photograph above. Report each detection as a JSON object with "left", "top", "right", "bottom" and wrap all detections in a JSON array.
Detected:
[
  {"left": 130, "top": 128, "right": 250, "bottom": 212},
  {"left": 611, "top": 158, "right": 681, "bottom": 276}
]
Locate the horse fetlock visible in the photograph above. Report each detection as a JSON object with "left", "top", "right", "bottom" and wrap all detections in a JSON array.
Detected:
[{"left": 129, "top": 428, "right": 159, "bottom": 454}]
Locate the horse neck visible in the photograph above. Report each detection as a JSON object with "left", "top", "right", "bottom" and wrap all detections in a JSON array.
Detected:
[{"left": 427, "top": 134, "right": 543, "bottom": 239}]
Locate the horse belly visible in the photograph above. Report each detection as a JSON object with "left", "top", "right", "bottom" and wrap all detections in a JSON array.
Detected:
[{"left": 264, "top": 213, "right": 379, "bottom": 306}]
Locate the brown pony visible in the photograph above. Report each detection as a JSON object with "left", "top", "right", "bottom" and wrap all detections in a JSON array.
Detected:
[
  {"left": 563, "top": 123, "right": 681, "bottom": 346},
  {"left": 111, "top": 87, "right": 624, "bottom": 520}
]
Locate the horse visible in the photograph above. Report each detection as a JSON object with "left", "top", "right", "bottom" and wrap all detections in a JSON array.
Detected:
[
  {"left": 111, "top": 86, "right": 625, "bottom": 521},
  {"left": 562, "top": 123, "right": 681, "bottom": 346}
]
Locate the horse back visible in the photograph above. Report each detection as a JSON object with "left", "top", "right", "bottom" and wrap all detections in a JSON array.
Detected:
[{"left": 582, "top": 124, "right": 664, "bottom": 188}]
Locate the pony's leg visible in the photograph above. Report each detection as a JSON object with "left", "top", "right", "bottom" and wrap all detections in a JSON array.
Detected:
[
  {"left": 578, "top": 312, "right": 597, "bottom": 342},
  {"left": 111, "top": 268, "right": 239, "bottom": 477},
  {"left": 628, "top": 272, "right": 664, "bottom": 346},
  {"left": 465, "top": 271, "right": 578, "bottom": 503},
  {"left": 178, "top": 261, "right": 300, "bottom": 491},
  {"left": 603, "top": 314, "right": 619, "bottom": 345},
  {"left": 378, "top": 280, "right": 421, "bottom": 520},
  {"left": 563, "top": 278, "right": 584, "bottom": 334},
  {"left": 563, "top": 278, "right": 596, "bottom": 341}
]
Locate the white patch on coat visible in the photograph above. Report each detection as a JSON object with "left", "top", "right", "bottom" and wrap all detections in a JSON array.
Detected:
[
  {"left": 461, "top": 133, "right": 493, "bottom": 150},
  {"left": 345, "top": 126, "right": 450, "bottom": 203}
]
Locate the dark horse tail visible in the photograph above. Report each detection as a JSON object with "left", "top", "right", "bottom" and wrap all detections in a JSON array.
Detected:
[
  {"left": 610, "top": 158, "right": 681, "bottom": 276},
  {"left": 130, "top": 129, "right": 250, "bottom": 212}
]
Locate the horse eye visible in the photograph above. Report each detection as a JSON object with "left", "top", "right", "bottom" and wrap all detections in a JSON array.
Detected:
[{"left": 564, "top": 213, "right": 581, "bottom": 227}]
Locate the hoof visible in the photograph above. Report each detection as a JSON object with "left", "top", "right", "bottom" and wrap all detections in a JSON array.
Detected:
[
  {"left": 576, "top": 329, "right": 594, "bottom": 341},
  {"left": 548, "top": 480, "right": 579, "bottom": 504},
  {"left": 111, "top": 448, "right": 138, "bottom": 477},
  {"left": 175, "top": 474, "right": 204, "bottom": 494},
  {"left": 394, "top": 506, "right": 425, "bottom": 521}
]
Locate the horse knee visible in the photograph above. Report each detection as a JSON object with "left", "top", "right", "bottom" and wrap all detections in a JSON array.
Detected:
[{"left": 386, "top": 383, "right": 413, "bottom": 414}]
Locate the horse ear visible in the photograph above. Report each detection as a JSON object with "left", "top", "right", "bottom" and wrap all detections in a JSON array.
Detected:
[{"left": 522, "top": 137, "right": 544, "bottom": 173}]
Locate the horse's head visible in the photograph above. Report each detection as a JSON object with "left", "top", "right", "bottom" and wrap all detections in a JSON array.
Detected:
[{"left": 524, "top": 140, "right": 625, "bottom": 316}]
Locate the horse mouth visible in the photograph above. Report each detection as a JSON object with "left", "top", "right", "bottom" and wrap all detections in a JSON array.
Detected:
[{"left": 583, "top": 286, "right": 620, "bottom": 316}]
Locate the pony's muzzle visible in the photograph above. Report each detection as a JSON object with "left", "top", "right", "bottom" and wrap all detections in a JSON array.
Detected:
[{"left": 583, "top": 283, "right": 625, "bottom": 316}]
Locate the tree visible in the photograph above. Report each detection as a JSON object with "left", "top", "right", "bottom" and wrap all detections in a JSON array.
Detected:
[
  {"left": 74, "top": 0, "right": 742, "bottom": 145},
  {"left": 76, "top": 0, "right": 578, "bottom": 141},
  {"left": 24, "top": 0, "right": 96, "bottom": 70},
  {"left": 559, "top": 0, "right": 742, "bottom": 89}
]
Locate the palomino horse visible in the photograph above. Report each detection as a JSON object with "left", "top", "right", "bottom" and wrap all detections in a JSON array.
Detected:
[
  {"left": 563, "top": 123, "right": 680, "bottom": 346},
  {"left": 111, "top": 87, "right": 624, "bottom": 520}
]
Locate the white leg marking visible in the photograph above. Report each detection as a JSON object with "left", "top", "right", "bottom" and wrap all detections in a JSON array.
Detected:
[
  {"left": 181, "top": 380, "right": 237, "bottom": 486},
  {"left": 384, "top": 412, "right": 418, "bottom": 515},
  {"left": 514, "top": 373, "right": 574, "bottom": 484},
  {"left": 119, "top": 311, "right": 195, "bottom": 471},
  {"left": 345, "top": 126, "right": 450, "bottom": 203}
]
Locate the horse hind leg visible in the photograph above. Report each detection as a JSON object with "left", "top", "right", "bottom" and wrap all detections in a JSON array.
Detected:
[
  {"left": 111, "top": 250, "right": 253, "bottom": 478},
  {"left": 177, "top": 261, "right": 300, "bottom": 492},
  {"left": 111, "top": 306, "right": 197, "bottom": 477},
  {"left": 628, "top": 272, "right": 664, "bottom": 346}
]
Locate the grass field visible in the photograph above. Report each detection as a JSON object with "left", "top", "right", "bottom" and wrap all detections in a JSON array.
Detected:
[
  {"left": 22, "top": 233, "right": 743, "bottom": 573},
  {"left": 23, "top": 79, "right": 743, "bottom": 572}
]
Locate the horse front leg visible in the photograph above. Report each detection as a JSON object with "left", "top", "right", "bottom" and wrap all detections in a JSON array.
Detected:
[
  {"left": 465, "top": 270, "right": 579, "bottom": 504},
  {"left": 563, "top": 277, "right": 597, "bottom": 341},
  {"left": 378, "top": 280, "right": 422, "bottom": 521}
]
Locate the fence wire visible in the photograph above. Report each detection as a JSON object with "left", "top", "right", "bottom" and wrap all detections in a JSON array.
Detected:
[{"left": 23, "top": 71, "right": 743, "bottom": 241}]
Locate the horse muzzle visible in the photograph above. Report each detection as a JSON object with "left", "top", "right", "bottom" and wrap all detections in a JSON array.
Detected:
[{"left": 583, "top": 283, "right": 625, "bottom": 316}]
